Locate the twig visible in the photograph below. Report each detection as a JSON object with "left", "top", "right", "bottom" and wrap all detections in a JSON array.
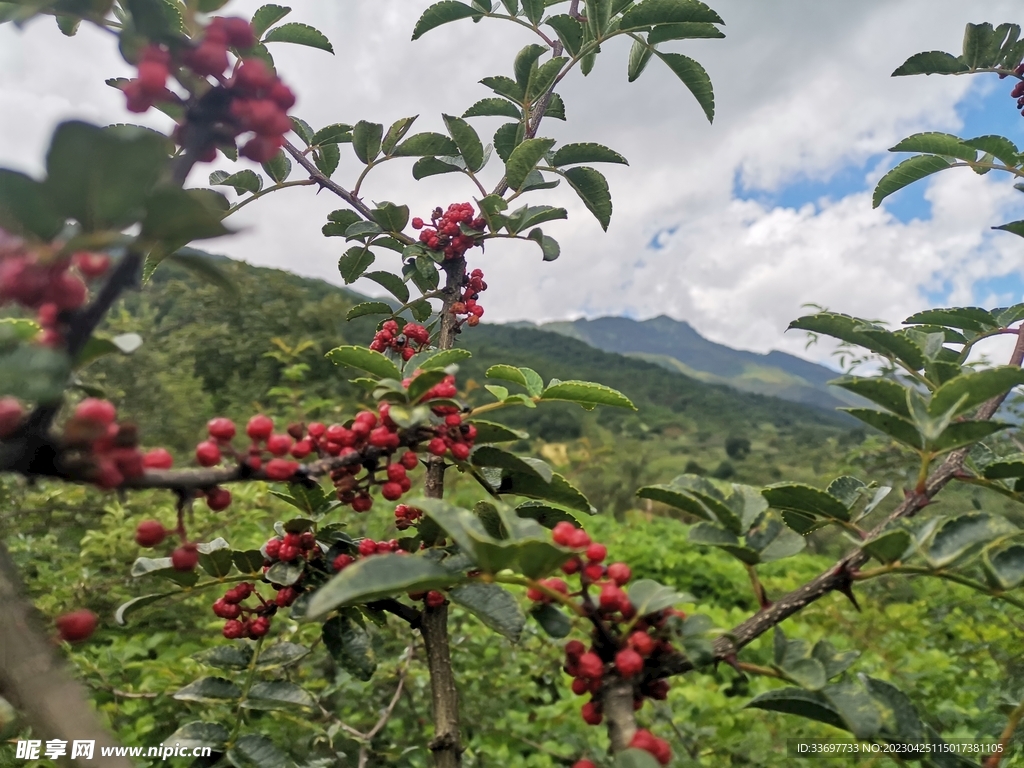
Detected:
[
  {"left": 984, "top": 698, "right": 1024, "bottom": 768},
  {"left": 358, "top": 643, "right": 414, "bottom": 768},
  {"left": 281, "top": 139, "right": 377, "bottom": 222}
]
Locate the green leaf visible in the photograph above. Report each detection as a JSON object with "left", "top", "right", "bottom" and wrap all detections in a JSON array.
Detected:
[
  {"left": 412, "top": 156, "right": 464, "bottom": 179},
  {"left": 260, "top": 150, "right": 291, "bottom": 183},
  {"left": 352, "top": 121, "right": 384, "bottom": 164},
  {"left": 382, "top": 116, "right": 418, "bottom": 154},
  {"left": 530, "top": 603, "right": 571, "bottom": 638},
  {"left": 486, "top": 364, "right": 529, "bottom": 387},
  {"left": 930, "top": 420, "right": 1007, "bottom": 452},
  {"left": 165, "top": 722, "right": 229, "bottom": 751},
  {"left": 472, "top": 446, "right": 552, "bottom": 481},
  {"left": 0, "top": 170, "right": 64, "bottom": 241},
  {"left": 194, "top": 645, "right": 255, "bottom": 671},
  {"left": 746, "top": 687, "right": 848, "bottom": 732},
  {"left": 363, "top": 271, "right": 409, "bottom": 303},
  {"left": 995, "top": 220, "right": 1024, "bottom": 239},
  {"left": 449, "top": 582, "right": 525, "bottom": 641},
  {"left": 198, "top": 548, "right": 234, "bottom": 579},
  {"left": 493, "top": 471, "right": 592, "bottom": 513},
  {"left": 251, "top": 4, "right": 291, "bottom": 37},
  {"left": 412, "top": 0, "right": 478, "bottom": 40},
  {"left": 306, "top": 554, "right": 461, "bottom": 618},
  {"left": 370, "top": 201, "right": 410, "bottom": 232},
  {"left": 265, "top": 560, "right": 304, "bottom": 587},
  {"left": 210, "top": 169, "right": 262, "bottom": 195},
  {"left": 45, "top": 121, "right": 166, "bottom": 231},
  {"left": 925, "top": 512, "right": 1019, "bottom": 568},
  {"left": 520, "top": 367, "right": 544, "bottom": 396},
  {"left": 636, "top": 484, "right": 713, "bottom": 520},
  {"left": 242, "top": 681, "right": 317, "bottom": 711},
  {"left": 627, "top": 37, "right": 655, "bottom": 82},
  {"left": 841, "top": 408, "right": 923, "bottom": 449},
  {"left": 872, "top": 155, "right": 953, "bottom": 208},
  {"left": 256, "top": 642, "right": 310, "bottom": 668},
  {"left": 930, "top": 367, "right": 1024, "bottom": 417},
  {"left": 520, "top": 0, "right": 544, "bottom": 23},
  {"left": 443, "top": 114, "right": 485, "bottom": 172},
  {"left": 652, "top": 51, "right": 715, "bottom": 122},
  {"left": 338, "top": 246, "right": 375, "bottom": 283},
  {"left": 546, "top": 14, "right": 584, "bottom": 56},
  {"left": 322, "top": 614, "right": 376, "bottom": 680},
  {"left": 226, "top": 734, "right": 290, "bottom": 768},
  {"left": 562, "top": 166, "right": 612, "bottom": 230},
  {"left": 140, "top": 187, "right": 230, "bottom": 246},
  {"left": 463, "top": 98, "right": 522, "bottom": 119},
  {"left": 514, "top": 44, "right": 548, "bottom": 87},
  {"left": 515, "top": 501, "right": 577, "bottom": 529},
  {"left": 467, "top": 420, "right": 527, "bottom": 443},
  {"left": 789, "top": 312, "right": 926, "bottom": 369},
  {"left": 963, "top": 134, "right": 1020, "bottom": 167},
  {"left": 892, "top": 50, "right": 968, "bottom": 76},
  {"left": 861, "top": 529, "right": 912, "bottom": 564},
  {"left": 648, "top": 21, "right": 725, "bottom": 43},
  {"left": 628, "top": 578, "right": 691, "bottom": 615},
  {"left": 983, "top": 541, "right": 1024, "bottom": 589},
  {"left": 411, "top": 348, "right": 472, "bottom": 371},
  {"left": 889, "top": 132, "right": 977, "bottom": 161},
  {"left": 551, "top": 142, "right": 628, "bottom": 167},
  {"left": 506, "top": 138, "right": 556, "bottom": 190},
  {"left": 527, "top": 56, "right": 567, "bottom": 100},
  {"left": 493, "top": 122, "right": 522, "bottom": 164},
  {"left": 325, "top": 345, "right": 401, "bottom": 380},
  {"left": 762, "top": 483, "right": 850, "bottom": 522},
  {"left": 311, "top": 123, "right": 353, "bottom": 145},
  {"left": 263, "top": 21, "right": 333, "bottom": 52},
  {"left": 346, "top": 221, "right": 384, "bottom": 241},
  {"left": 982, "top": 453, "right": 1024, "bottom": 479},
  {"left": 173, "top": 677, "right": 242, "bottom": 703},
  {"left": 114, "top": 593, "right": 172, "bottom": 625},
  {"left": 832, "top": 377, "right": 911, "bottom": 418},
  {"left": 393, "top": 131, "right": 459, "bottom": 157},
  {"left": 541, "top": 380, "right": 635, "bottom": 409},
  {"left": 482, "top": 75, "right": 525, "bottom": 102},
  {"left": 619, "top": 0, "right": 724, "bottom": 30}
]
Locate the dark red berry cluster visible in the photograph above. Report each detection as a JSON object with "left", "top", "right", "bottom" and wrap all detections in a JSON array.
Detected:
[
  {"left": 450, "top": 268, "right": 486, "bottom": 328},
  {"left": 412, "top": 203, "right": 485, "bottom": 260},
  {"left": 369, "top": 320, "right": 430, "bottom": 360},
  {"left": 325, "top": 407, "right": 415, "bottom": 512},
  {"left": 536, "top": 522, "right": 680, "bottom": 767},
  {"left": 122, "top": 17, "right": 296, "bottom": 163},
  {"left": 0, "top": 230, "right": 111, "bottom": 348},
  {"left": 394, "top": 503, "right": 424, "bottom": 530},
  {"left": 65, "top": 398, "right": 149, "bottom": 489},
  {"left": 1010, "top": 63, "right": 1024, "bottom": 112},
  {"left": 214, "top": 583, "right": 274, "bottom": 639}
]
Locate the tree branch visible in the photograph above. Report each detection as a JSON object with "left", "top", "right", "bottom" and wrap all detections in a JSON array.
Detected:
[
  {"left": 654, "top": 323, "right": 1024, "bottom": 679},
  {"left": 0, "top": 542, "right": 134, "bottom": 768},
  {"left": 282, "top": 139, "right": 377, "bottom": 222}
]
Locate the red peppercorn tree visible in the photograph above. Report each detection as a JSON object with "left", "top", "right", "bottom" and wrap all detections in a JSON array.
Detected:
[{"left": 5, "top": 4, "right": 1024, "bottom": 768}]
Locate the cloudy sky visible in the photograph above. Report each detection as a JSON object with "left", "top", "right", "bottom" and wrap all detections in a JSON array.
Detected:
[{"left": 2, "top": 0, "right": 1024, "bottom": 365}]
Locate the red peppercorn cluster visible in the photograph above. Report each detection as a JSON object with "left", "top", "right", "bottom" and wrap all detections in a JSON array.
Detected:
[
  {"left": 325, "top": 406, "right": 415, "bottom": 512},
  {"left": 265, "top": 530, "right": 320, "bottom": 567},
  {"left": 0, "top": 231, "right": 111, "bottom": 348},
  {"left": 394, "top": 503, "right": 424, "bottom": 530},
  {"left": 532, "top": 522, "right": 681, "bottom": 767},
  {"left": 1009, "top": 63, "right": 1024, "bottom": 112},
  {"left": 214, "top": 583, "right": 274, "bottom": 639},
  {"left": 64, "top": 398, "right": 151, "bottom": 489},
  {"left": 424, "top": 408, "right": 476, "bottom": 462},
  {"left": 450, "top": 268, "right": 486, "bottom": 328},
  {"left": 122, "top": 17, "right": 296, "bottom": 163},
  {"left": 369, "top": 320, "right": 430, "bottom": 360},
  {"left": 412, "top": 203, "right": 485, "bottom": 260}
]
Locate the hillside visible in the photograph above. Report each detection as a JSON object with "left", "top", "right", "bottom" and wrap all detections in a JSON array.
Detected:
[
  {"left": 530, "top": 315, "right": 859, "bottom": 411},
  {"left": 88, "top": 259, "right": 859, "bottom": 514}
]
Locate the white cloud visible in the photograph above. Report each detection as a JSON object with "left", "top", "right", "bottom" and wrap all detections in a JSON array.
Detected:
[{"left": 2, "top": 0, "right": 1024, "bottom": 366}]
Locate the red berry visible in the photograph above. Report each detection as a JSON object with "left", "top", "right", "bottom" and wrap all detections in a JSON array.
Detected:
[
  {"left": 264, "top": 458, "right": 299, "bottom": 480},
  {"left": 212, "top": 598, "right": 241, "bottom": 619},
  {"left": 207, "top": 417, "right": 236, "bottom": 441},
  {"left": 411, "top": 217, "right": 424, "bottom": 229},
  {"left": 278, "top": 544, "right": 299, "bottom": 562},
  {"left": 0, "top": 396, "right": 24, "bottom": 439},
  {"left": 400, "top": 451, "right": 419, "bottom": 470},
  {"left": 585, "top": 543, "right": 607, "bottom": 563},
  {"left": 171, "top": 545, "right": 199, "bottom": 572},
  {"left": 333, "top": 553, "right": 354, "bottom": 571},
  {"left": 646, "top": 679, "right": 670, "bottom": 700},
  {"left": 561, "top": 557, "right": 581, "bottom": 575},
  {"left": 189, "top": 40, "right": 229, "bottom": 76},
  {"left": 425, "top": 590, "right": 446, "bottom": 608},
  {"left": 206, "top": 486, "right": 232, "bottom": 511},
  {"left": 71, "top": 252, "right": 111, "bottom": 279},
  {"left": 450, "top": 443, "right": 471, "bottom": 461},
  {"left": 358, "top": 539, "right": 377, "bottom": 557},
  {"left": 134, "top": 520, "right": 166, "bottom": 547},
  {"left": 577, "top": 652, "right": 604, "bottom": 680},
  {"left": 565, "top": 640, "right": 586, "bottom": 659},
  {"left": 427, "top": 437, "right": 447, "bottom": 456},
  {"left": 75, "top": 398, "right": 116, "bottom": 426},
  {"left": 599, "top": 584, "right": 626, "bottom": 612},
  {"left": 572, "top": 762, "right": 597, "bottom": 768},
  {"left": 246, "top": 414, "right": 274, "bottom": 441},
  {"left": 571, "top": 677, "right": 589, "bottom": 696},
  {"left": 290, "top": 439, "right": 313, "bottom": 458},
  {"left": 607, "top": 562, "right": 632, "bottom": 586},
  {"left": 249, "top": 616, "right": 271, "bottom": 638},
  {"left": 385, "top": 463, "right": 406, "bottom": 482},
  {"left": 235, "top": 58, "right": 274, "bottom": 91},
  {"left": 266, "top": 433, "right": 293, "bottom": 456},
  {"left": 629, "top": 631, "right": 655, "bottom": 657},
  {"left": 580, "top": 701, "right": 603, "bottom": 726},
  {"left": 137, "top": 60, "right": 168, "bottom": 94},
  {"left": 351, "top": 495, "right": 373, "bottom": 512},
  {"left": 381, "top": 481, "right": 403, "bottom": 501},
  {"left": 264, "top": 539, "right": 281, "bottom": 559},
  {"left": 552, "top": 521, "right": 576, "bottom": 546},
  {"left": 223, "top": 620, "right": 245, "bottom": 639},
  {"left": 142, "top": 447, "right": 173, "bottom": 469},
  {"left": 567, "top": 529, "right": 591, "bottom": 549},
  {"left": 56, "top": 610, "right": 97, "bottom": 643},
  {"left": 615, "top": 648, "right": 644, "bottom": 678},
  {"left": 582, "top": 563, "right": 605, "bottom": 582},
  {"left": 307, "top": 422, "right": 326, "bottom": 439},
  {"left": 195, "top": 440, "right": 221, "bottom": 467},
  {"left": 275, "top": 587, "right": 298, "bottom": 607},
  {"left": 218, "top": 16, "right": 257, "bottom": 48}
]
